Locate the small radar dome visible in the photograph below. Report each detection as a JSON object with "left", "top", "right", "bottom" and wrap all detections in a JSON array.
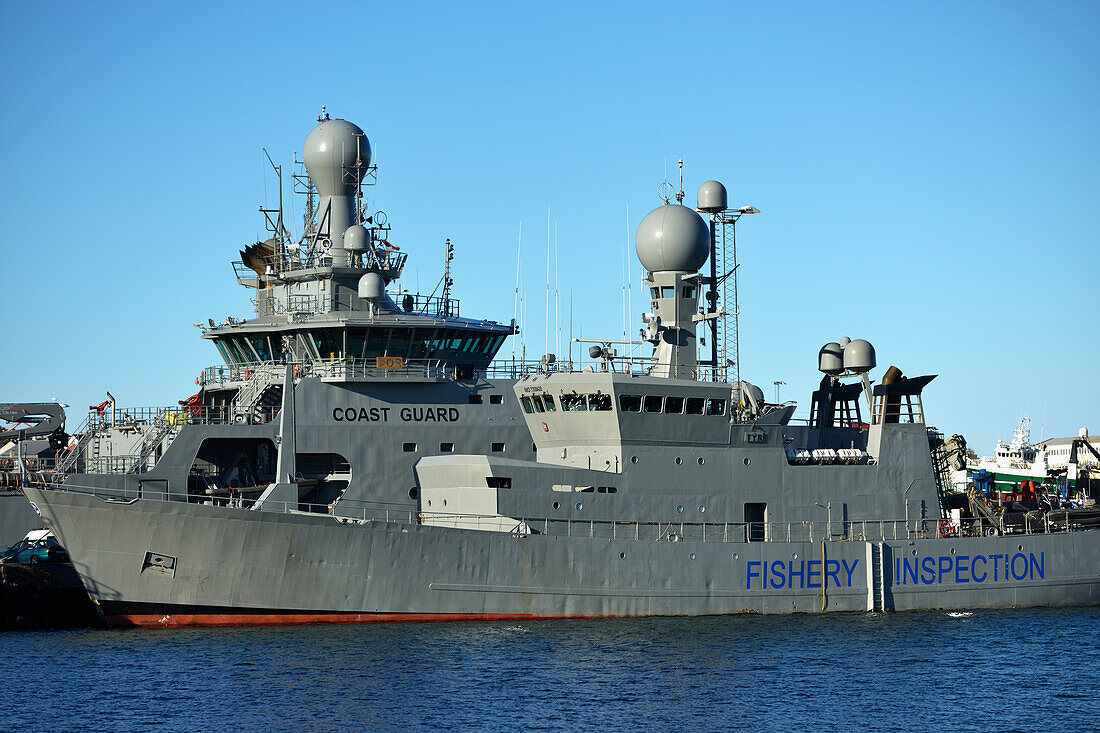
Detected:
[
  {"left": 344, "top": 224, "right": 371, "bottom": 251},
  {"left": 635, "top": 204, "right": 710, "bottom": 273},
  {"left": 1080, "top": 427, "right": 1089, "bottom": 439},
  {"left": 697, "top": 180, "right": 728, "bottom": 213},
  {"left": 303, "top": 118, "right": 371, "bottom": 198},
  {"left": 842, "top": 339, "right": 876, "bottom": 373},
  {"left": 839, "top": 336, "right": 851, "bottom": 347},
  {"left": 358, "top": 272, "right": 385, "bottom": 300},
  {"left": 819, "top": 342, "right": 843, "bottom": 374}
]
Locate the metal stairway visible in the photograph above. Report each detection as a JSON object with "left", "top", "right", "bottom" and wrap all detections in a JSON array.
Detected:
[
  {"left": 232, "top": 365, "right": 285, "bottom": 421},
  {"left": 130, "top": 418, "right": 180, "bottom": 474}
]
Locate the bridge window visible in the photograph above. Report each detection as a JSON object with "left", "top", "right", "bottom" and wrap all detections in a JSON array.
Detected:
[
  {"left": 521, "top": 396, "right": 534, "bottom": 414},
  {"left": 644, "top": 396, "right": 663, "bottom": 413},
  {"left": 247, "top": 336, "right": 272, "bottom": 361},
  {"left": 542, "top": 395, "right": 555, "bottom": 411},
  {"left": 686, "top": 397, "right": 705, "bottom": 415},
  {"left": 532, "top": 396, "right": 546, "bottom": 413},
  {"left": 313, "top": 329, "right": 343, "bottom": 360},
  {"left": 589, "top": 393, "right": 612, "bottom": 411},
  {"left": 619, "top": 394, "right": 642, "bottom": 412},
  {"left": 664, "top": 396, "right": 684, "bottom": 414},
  {"left": 560, "top": 394, "right": 587, "bottom": 411},
  {"left": 706, "top": 398, "right": 726, "bottom": 416}
]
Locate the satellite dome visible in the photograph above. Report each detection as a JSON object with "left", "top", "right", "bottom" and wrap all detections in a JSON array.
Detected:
[
  {"left": 358, "top": 272, "right": 385, "bottom": 300},
  {"left": 302, "top": 118, "right": 371, "bottom": 197},
  {"left": 344, "top": 224, "right": 371, "bottom": 251},
  {"left": 697, "top": 180, "right": 727, "bottom": 213},
  {"left": 635, "top": 204, "right": 710, "bottom": 273},
  {"left": 819, "top": 342, "right": 843, "bottom": 374},
  {"left": 842, "top": 339, "right": 876, "bottom": 373}
]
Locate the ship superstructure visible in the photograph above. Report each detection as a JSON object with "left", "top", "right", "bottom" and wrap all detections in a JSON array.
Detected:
[
  {"left": 17, "top": 128, "right": 1100, "bottom": 626},
  {"left": 39, "top": 113, "right": 527, "bottom": 521}
]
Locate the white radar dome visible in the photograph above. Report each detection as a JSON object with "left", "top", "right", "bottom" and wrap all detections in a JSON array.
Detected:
[
  {"left": 344, "top": 224, "right": 371, "bottom": 251},
  {"left": 302, "top": 118, "right": 371, "bottom": 197},
  {"left": 635, "top": 204, "right": 710, "bottom": 273},
  {"left": 842, "top": 339, "right": 876, "bottom": 373},
  {"left": 697, "top": 180, "right": 728, "bottom": 213},
  {"left": 358, "top": 272, "right": 385, "bottom": 300},
  {"left": 819, "top": 342, "right": 843, "bottom": 374}
]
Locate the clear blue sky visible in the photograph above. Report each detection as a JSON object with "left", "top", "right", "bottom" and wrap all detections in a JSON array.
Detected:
[{"left": 1, "top": 0, "right": 1096, "bottom": 454}]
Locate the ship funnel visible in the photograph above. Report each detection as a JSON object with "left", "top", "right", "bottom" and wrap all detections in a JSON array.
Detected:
[{"left": 302, "top": 117, "right": 371, "bottom": 266}]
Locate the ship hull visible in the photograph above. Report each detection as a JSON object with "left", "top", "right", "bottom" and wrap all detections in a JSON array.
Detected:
[{"left": 24, "top": 487, "right": 1100, "bottom": 627}]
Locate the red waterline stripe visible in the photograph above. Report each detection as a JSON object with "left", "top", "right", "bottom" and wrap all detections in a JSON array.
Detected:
[{"left": 106, "top": 612, "right": 622, "bottom": 629}]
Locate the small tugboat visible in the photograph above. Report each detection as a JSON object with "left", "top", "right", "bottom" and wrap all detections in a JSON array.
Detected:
[{"left": 17, "top": 115, "right": 1100, "bottom": 627}]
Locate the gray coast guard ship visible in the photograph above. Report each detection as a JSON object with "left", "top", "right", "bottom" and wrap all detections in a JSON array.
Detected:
[{"left": 20, "top": 116, "right": 1100, "bottom": 626}]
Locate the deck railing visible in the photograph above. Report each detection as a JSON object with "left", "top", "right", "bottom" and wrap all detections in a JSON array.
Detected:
[{"left": 34, "top": 482, "right": 1099, "bottom": 542}]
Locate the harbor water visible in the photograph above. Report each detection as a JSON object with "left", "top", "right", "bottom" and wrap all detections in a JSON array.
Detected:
[{"left": 2, "top": 608, "right": 1098, "bottom": 731}]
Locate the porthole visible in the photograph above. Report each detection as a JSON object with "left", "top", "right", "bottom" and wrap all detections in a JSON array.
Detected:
[
  {"left": 427, "top": 500, "right": 432, "bottom": 507},
  {"left": 1017, "top": 545, "right": 1024, "bottom": 552},
  {"left": 442, "top": 499, "right": 447, "bottom": 507},
  {"left": 575, "top": 502, "right": 583, "bottom": 511},
  {"left": 409, "top": 487, "right": 418, "bottom": 499},
  {"left": 743, "top": 457, "right": 751, "bottom": 466},
  {"left": 676, "top": 505, "right": 684, "bottom": 513},
  {"left": 950, "top": 548, "right": 957, "bottom": 555},
  {"left": 912, "top": 549, "right": 918, "bottom": 556},
  {"left": 698, "top": 506, "right": 706, "bottom": 514},
  {"left": 631, "top": 456, "right": 638, "bottom": 464},
  {"left": 689, "top": 553, "right": 696, "bottom": 560},
  {"left": 698, "top": 457, "right": 705, "bottom": 465},
  {"left": 553, "top": 501, "right": 560, "bottom": 510},
  {"left": 732, "top": 553, "right": 739, "bottom": 560},
  {"left": 675, "top": 457, "right": 683, "bottom": 465},
  {"left": 619, "top": 552, "right": 626, "bottom": 559},
  {"left": 792, "top": 553, "right": 798, "bottom": 560}
]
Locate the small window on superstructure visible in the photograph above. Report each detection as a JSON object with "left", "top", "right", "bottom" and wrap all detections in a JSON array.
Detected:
[
  {"left": 440, "top": 443, "right": 455, "bottom": 453},
  {"left": 619, "top": 394, "right": 642, "bottom": 412},
  {"left": 644, "top": 395, "right": 663, "bottom": 413},
  {"left": 561, "top": 394, "right": 587, "bottom": 411},
  {"left": 650, "top": 287, "right": 661, "bottom": 300},
  {"left": 682, "top": 286, "right": 695, "bottom": 299},
  {"left": 489, "top": 394, "right": 503, "bottom": 405},
  {"left": 665, "top": 396, "right": 685, "bottom": 414},
  {"left": 660, "top": 286, "right": 675, "bottom": 298},
  {"left": 491, "top": 442, "right": 505, "bottom": 452},
  {"left": 686, "top": 397, "right": 705, "bottom": 415},
  {"left": 589, "top": 393, "right": 612, "bottom": 411},
  {"left": 403, "top": 443, "right": 417, "bottom": 452},
  {"left": 468, "top": 395, "right": 483, "bottom": 404}
]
